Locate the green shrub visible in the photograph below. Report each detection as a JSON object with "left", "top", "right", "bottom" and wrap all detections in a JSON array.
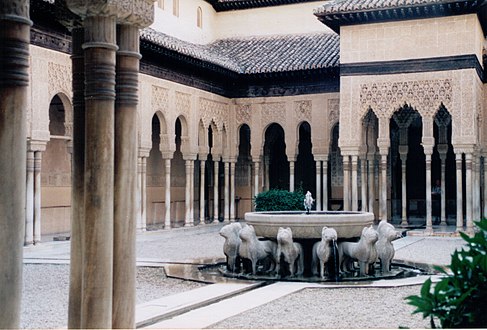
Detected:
[
  {"left": 254, "top": 189, "right": 305, "bottom": 212},
  {"left": 406, "top": 219, "right": 487, "bottom": 328}
]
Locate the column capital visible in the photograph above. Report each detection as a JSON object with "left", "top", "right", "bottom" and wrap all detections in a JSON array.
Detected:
[
  {"left": 339, "top": 147, "right": 360, "bottom": 156},
  {"left": 453, "top": 144, "right": 475, "bottom": 155},
  {"left": 161, "top": 153, "right": 173, "bottom": 160},
  {"left": 27, "top": 140, "right": 47, "bottom": 152},
  {"left": 138, "top": 147, "right": 150, "bottom": 158},
  {"left": 66, "top": 0, "right": 154, "bottom": 27},
  {"left": 313, "top": 154, "right": 329, "bottom": 162},
  {"left": 183, "top": 154, "right": 198, "bottom": 161}
]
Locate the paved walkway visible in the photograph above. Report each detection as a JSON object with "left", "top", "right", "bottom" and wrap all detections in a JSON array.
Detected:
[{"left": 23, "top": 222, "right": 467, "bottom": 329}]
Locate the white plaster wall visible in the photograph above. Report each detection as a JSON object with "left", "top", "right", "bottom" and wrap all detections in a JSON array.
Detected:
[
  {"left": 150, "top": 0, "right": 216, "bottom": 44},
  {"left": 214, "top": 2, "right": 332, "bottom": 39},
  {"left": 150, "top": 1, "right": 331, "bottom": 44},
  {"left": 340, "top": 14, "right": 485, "bottom": 64}
]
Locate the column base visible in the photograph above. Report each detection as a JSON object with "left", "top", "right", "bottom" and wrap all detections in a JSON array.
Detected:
[
  {"left": 400, "top": 219, "right": 408, "bottom": 227},
  {"left": 184, "top": 222, "right": 194, "bottom": 227}
]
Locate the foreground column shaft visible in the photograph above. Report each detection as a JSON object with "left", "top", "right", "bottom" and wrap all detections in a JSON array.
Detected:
[
  {"left": 0, "top": 4, "right": 31, "bottom": 326},
  {"left": 113, "top": 24, "right": 140, "bottom": 329},
  {"left": 81, "top": 15, "right": 117, "bottom": 329},
  {"left": 33, "top": 151, "right": 42, "bottom": 243},
  {"left": 25, "top": 150, "right": 35, "bottom": 245}
]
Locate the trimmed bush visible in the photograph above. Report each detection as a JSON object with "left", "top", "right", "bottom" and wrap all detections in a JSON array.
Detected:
[
  {"left": 406, "top": 219, "right": 487, "bottom": 328},
  {"left": 254, "top": 189, "right": 305, "bottom": 212}
]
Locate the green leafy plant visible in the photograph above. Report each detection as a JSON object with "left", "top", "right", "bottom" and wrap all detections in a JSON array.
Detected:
[
  {"left": 406, "top": 219, "right": 487, "bottom": 328},
  {"left": 254, "top": 189, "right": 305, "bottom": 212}
]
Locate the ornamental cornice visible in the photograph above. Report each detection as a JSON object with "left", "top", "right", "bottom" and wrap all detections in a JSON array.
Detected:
[{"left": 66, "top": 0, "right": 154, "bottom": 27}]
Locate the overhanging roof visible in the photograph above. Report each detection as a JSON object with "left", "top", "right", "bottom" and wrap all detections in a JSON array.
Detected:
[
  {"left": 314, "top": 0, "right": 487, "bottom": 34},
  {"left": 204, "top": 0, "right": 320, "bottom": 11}
]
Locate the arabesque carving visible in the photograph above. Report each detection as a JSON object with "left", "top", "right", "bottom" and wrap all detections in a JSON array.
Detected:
[
  {"left": 294, "top": 100, "right": 311, "bottom": 122},
  {"left": 262, "top": 102, "right": 285, "bottom": 126},
  {"left": 236, "top": 104, "right": 251, "bottom": 125},
  {"left": 48, "top": 63, "right": 72, "bottom": 98},
  {"left": 328, "top": 98, "right": 339, "bottom": 127},
  {"left": 151, "top": 85, "right": 168, "bottom": 112},
  {"left": 200, "top": 98, "right": 229, "bottom": 131},
  {"left": 175, "top": 91, "right": 191, "bottom": 116}
]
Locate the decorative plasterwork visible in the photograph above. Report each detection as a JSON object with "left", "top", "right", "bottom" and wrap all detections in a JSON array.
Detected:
[
  {"left": 48, "top": 62, "right": 72, "bottom": 99},
  {"left": 175, "top": 91, "right": 191, "bottom": 117},
  {"left": 262, "top": 102, "right": 286, "bottom": 127},
  {"left": 294, "top": 100, "right": 312, "bottom": 123},
  {"left": 359, "top": 79, "right": 453, "bottom": 120},
  {"left": 66, "top": 0, "right": 154, "bottom": 27},
  {"left": 236, "top": 104, "right": 251, "bottom": 126},
  {"left": 328, "top": 98, "right": 339, "bottom": 127},
  {"left": 151, "top": 85, "right": 168, "bottom": 112},
  {"left": 200, "top": 98, "right": 229, "bottom": 131}
]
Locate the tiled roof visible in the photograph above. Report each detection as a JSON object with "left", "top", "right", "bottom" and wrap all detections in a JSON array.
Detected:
[
  {"left": 205, "top": 0, "right": 320, "bottom": 11},
  {"left": 314, "top": 0, "right": 459, "bottom": 15},
  {"left": 141, "top": 29, "right": 339, "bottom": 74}
]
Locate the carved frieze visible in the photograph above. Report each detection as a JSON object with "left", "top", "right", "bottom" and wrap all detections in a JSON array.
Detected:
[
  {"left": 261, "top": 102, "right": 285, "bottom": 126},
  {"left": 236, "top": 104, "right": 251, "bottom": 126},
  {"left": 48, "top": 62, "right": 72, "bottom": 99},
  {"left": 175, "top": 91, "right": 191, "bottom": 116},
  {"left": 151, "top": 85, "right": 168, "bottom": 112},
  {"left": 294, "top": 100, "right": 311, "bottom": 122},
  {"left": 200, "top": 98, "right": 229, "bottom": 131},
  {"left": 328, "top": 99, "right": 339, "bottom": 127}
]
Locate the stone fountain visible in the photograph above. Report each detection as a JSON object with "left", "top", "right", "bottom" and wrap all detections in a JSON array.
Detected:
[{"left": 218, "top": 192, "right": 414, "bottom": 281}]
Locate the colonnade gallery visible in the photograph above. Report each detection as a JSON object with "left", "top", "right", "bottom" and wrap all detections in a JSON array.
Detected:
[
  {"left": 0, "top": 0, "right": 485, "bottom": 326},
  {"left": 17, "top": 0, "right": 487, "bottom": 241}
]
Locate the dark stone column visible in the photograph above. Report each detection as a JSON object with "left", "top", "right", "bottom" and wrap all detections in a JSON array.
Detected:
[
  {"left": 68, "top": 26, "right": 85, "bottom": 329},
  {"left": 112, "top": 24, "right": 140, "bottom": 329},
  {"left": 0, "top": 0, "right": 31, "bottom": 327},
  {"left": 81, "top": 15, "right": 117, "bottom": 329}
]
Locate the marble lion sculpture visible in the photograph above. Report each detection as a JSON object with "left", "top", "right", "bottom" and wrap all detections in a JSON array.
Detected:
[
  {"left": 276, "top": 227, "right": 304, "bottom": 277},
  {"left": 311, "top": 226, "right": 338, "bottom": 278},
  {"left": 338, "top": 225, "right": 378, "bottom": 276},
  {"left": 238, "top": 225, "right": 277, "bottom": 275},
  {"left": 375, "top": 220, "right": 402, "bottom": 273},
  {"left": 219, "top": 222, "right": 243, "bottom": 272}
]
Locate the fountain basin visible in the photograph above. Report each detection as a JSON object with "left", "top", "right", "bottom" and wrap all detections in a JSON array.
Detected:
[{"left": 245, "top": 211, "right": 375, "bottom": 239}]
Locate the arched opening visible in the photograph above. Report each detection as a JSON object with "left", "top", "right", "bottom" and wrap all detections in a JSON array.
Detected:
[
  {"left": 362, "top": 109, "right": 379, "bottom": 217},
  {"left": 236, "top": 124, "right": 252, "bottom": 218},
  {"left": 146, "top": 114, "right": 164, "bottom": 229},
  {"left": 263, "top": 123, "right": 288, "bottom": 190},
  {"left": 329, "top": 123, "right": 343, "bottom": 210},
  {"left": 42, "top": 94, "right": 72, "bottom": 237},
  {"left": 390, "top": 105, "right": 424, "bottom": 223},
  {"left": 171, "top": 117, "right": 186, "bottom": 226},
  {"left": 295, "top": 121, "right": 315, "bottom": 194}
]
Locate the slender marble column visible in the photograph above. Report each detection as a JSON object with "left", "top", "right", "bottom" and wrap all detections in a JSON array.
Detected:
[
  {"left": 316, "top": 161, "right": 321, "bottom": 211},
  {"left": 0, "top": 2, "right": 31, "bottom": 326},
  {"left": 399, "top": 146, "right": 408, "bottom": 226},
  {"left": 264, "top": 157, "right": 269, "bottom": 191},
  {"left": 230, "top": 162, "right": 236, "bottom": 222},
  {"left": 224, "top": 162, "right": 230, "bottom": 222},
  {"left": 438, "top": 147, "right": 447, "bottom": 225},
  {"left": 112, "top": 25, "right": 140, "bottom": 328},
  {"left": 25, "top": 150, "right": 34, "bottom": 245},
  {"left": 289, "top": 161, "right": 295, "bottom": 192},
  {"left": 199, "top": 159, "right": 206, "bottom": 225},
  {"left": 351, "top": 155, "right": 358, "bottom": 211},
  {"left": 465, "top": 153, "right": 473, "bottom": 234},
  {"left": 190, "top": 160, "right": 195, "bottom": 224},
  {"left": 455, "top": 153, "right": 464, "bottom": 232},
  {"left": 214, "top": 161, "right": 219, "bottom": 221},
  {"left": 80, "top": 15, "right": 117, "bottom": 328},
  {"left": 254, "top": 161, "right": 260, "bottom": 199},
  {"left": 184, "top": 160, "right": 192, "bottom": 226},
  {"left": 475, "top": 155, "right": 481, "bottom": 223},
  {"left": 141, "top": 157, "right": 147, "bottom": 231},
  {"left": 164, "top": 158, "right": 171, "bottom": 229},
  {"left": 33, "top": 151, "right": 42, "bottom": 243},
  {"left": 323, "top": 157, "right": 328, "bottom": 211},
  {"left": 136, "top": 157, "right": 142, "bottom": 231},
  {"left": 343, "top": 156, "right": 350, "bottom": 211},
  {"left": 380, "top": 154, "right": 388, "bottom": 221},
  {"left": 360, "top": 157, "right": 367, "bottom": 212},
  {"left": 368, "top": 157, "right": 375, "bottom": 216},
  {"left": 68, "top": 27, "right": 85, "bottom": 329},
  {"left": 425, "top": 153, "right": 433, "bottom": 233}
]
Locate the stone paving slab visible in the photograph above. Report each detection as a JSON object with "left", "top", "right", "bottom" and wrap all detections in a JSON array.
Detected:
[
  {"left": 136, "top": 282, "right": 263, "bottom": 328},
  {"left": 145, "top": 281, "right": 325, "bottom": 329}
]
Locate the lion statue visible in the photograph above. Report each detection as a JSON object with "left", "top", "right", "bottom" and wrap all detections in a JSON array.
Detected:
[
  {"left": 312, "top": 226, "right": 338, "bottom": 279},
  {"left": 375, "top": 220, "right": 402, "bottom": 273},
  {"left": 338, "top": 226, "right": 378, "bottom": 276},
  {"left": 219, "top": 222, "right": 243, "bottom": 272},
  {"left": 276, "top": 227, "right": 304, "bottom": 277},
  {"left": 238, "top": 225, "right": 277, "bottom": 275}
]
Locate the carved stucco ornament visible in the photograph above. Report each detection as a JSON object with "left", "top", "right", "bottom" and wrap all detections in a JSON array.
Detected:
[{"left": 66, "top": 0, "right": 154, "bottom": 27}]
